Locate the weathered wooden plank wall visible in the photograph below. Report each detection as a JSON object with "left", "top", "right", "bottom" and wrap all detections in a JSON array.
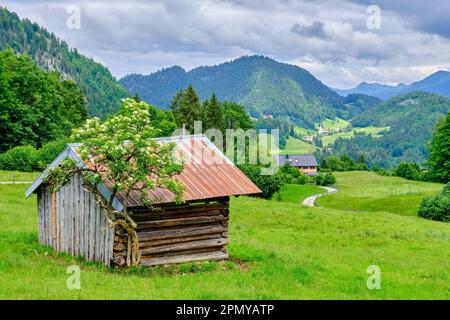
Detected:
[
  {"left": 37, "top": 176, "right": 230, "bottom": 267},
  {"left": 113, "top": 199, "right": 230, "bottom": 267},
  {"left": 36, "top": 173, "right": 114, "bottom": 265}
]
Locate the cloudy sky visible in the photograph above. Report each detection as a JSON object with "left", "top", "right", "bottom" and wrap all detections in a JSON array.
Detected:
[{"left": 3, "top": 0, "right": 450, "bottom": 88}]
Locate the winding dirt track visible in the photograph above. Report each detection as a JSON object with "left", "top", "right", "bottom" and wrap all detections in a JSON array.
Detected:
[{"left": 302, "top": 186, "right": 338, "bottom": 207}]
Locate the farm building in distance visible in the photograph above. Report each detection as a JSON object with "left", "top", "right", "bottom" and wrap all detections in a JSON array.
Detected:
[
  {"left": 25, "top": 135, "right": 261, "bottom": 267},
  {"left": 275, "top": 154, "right": 318, "bottom": 176}
]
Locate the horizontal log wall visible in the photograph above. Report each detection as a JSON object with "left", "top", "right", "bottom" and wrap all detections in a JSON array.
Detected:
[
  {"left": 113, "top": 199, "right": 230, "bottom": 267},
  {"left": 37, "top": 173, "right": 114, "bottom": 265}
]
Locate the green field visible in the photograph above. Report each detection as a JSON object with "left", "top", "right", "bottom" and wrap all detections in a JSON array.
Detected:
[
  {"left": 258, "top": 133, "right": 317, "bottom": 155},
  {"left": 279, "top": 137, "right": 317, "bottom": 155},
  {"left": 321, "top": 126, "right": 389, "bottom": 146},
  {"left": 273, "top": 184, "right": 324, "bottom": 204},
  {"left": 0, "top": 171, "right": 39, "bottom": 182},
  {"left": 317, "top": 172, "right": 444, "bottom": 216},
  {"left": 320, "top": 118, "right": 351, "bottom": 131},
  {"left": 293, "top": 126, "right": 311, "bottom": 137},
  {"left": 0, "top": 171, "right": 449, "bottom": 299}
]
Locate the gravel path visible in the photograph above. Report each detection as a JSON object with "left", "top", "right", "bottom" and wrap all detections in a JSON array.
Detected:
[{"left": 302, "top": 186, "right": 338, "bottom": 207}]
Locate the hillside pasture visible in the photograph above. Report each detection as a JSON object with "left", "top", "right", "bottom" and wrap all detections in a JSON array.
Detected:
[
  {"left": 321, "top": 126, "right": 389, "bottom": 146},
  {"left": 317, "top": 171, "right": 444, "bottom": 216},
  {"left": 279, "top": 137, "right": 317, "bottom": 155},
  {"left": 0, "top": 171, "right": 449, "bottom": 299},
  {"left": 258, "top": 132, "right": 317, "bottom": 155},
  {"left": 320, "top": 117, "right": 351, "bottom": 131},
  {"left": 272, "top": 184, "right": 324, "bottom": 204}
]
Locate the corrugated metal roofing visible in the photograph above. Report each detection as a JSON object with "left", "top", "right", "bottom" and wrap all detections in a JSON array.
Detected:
[
  {"left": 26, "top": 135, "right": 261, "bottom": 207},
  {"left": 275, "top": 154, "right": 318, "bottom": 167}
]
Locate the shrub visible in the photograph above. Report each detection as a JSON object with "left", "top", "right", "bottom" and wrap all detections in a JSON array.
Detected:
[
  {"left": 278, "top": 163, "right": 309, "bottom": 184},
  {"left": 315, "top": 172, "right": 336, "bottom": 186},
  {"left": 291, "top": 174, "right": 309, "bottom": 185},
  {"left": 34, "top": 138, "right": 70, "bottom": 170},
  {"left": 321, "top": 156, "right": 346, "bottom": 171},
  {"left": 0, "top": 137, "right": 70, "bottom": 172},
  {"left": 320, "top": 154, "right": 367, "bottom": 172},
  {"left": 238, "top": 164, "right": 282, "bottom": 199},
  {"left": 418, "top": 184, "right": 450, "bottom": 222},
  {"left": 354, "top": 163, "right": 369, "bottom": 171},
  {"left": 394, "top": 162, "right": 421, "bottom": 181},
  {"left": 374, "top": 167, "right": 391, "bottom": 176},
  {"left": 315, "top": 174, "right": 323, "bottom": 186},
  {"left": 0, "top": 146, "right": 38, "bottom": 172}
]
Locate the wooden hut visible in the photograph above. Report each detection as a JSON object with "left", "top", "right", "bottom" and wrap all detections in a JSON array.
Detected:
[{"left": 25, "top": 135, "right": 261, "bottom": 267}]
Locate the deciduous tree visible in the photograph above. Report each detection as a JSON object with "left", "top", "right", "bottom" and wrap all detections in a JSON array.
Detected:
[
  {"left": 45, "top": 98, "right": 184, "bottom": 266},
  {"left": 428, "top": 112, "right": 450, "bottom": 183}
]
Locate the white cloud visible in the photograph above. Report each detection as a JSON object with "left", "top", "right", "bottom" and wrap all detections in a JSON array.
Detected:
[{"left": 3, "top": 0, "right": 450, "bottom": 88}]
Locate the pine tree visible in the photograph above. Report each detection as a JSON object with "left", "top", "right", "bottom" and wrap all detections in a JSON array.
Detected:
[
  {"left": 170, "top": 88, "right": 185, "bottom": 129},
  {"left": 358, "top": 154, "right": 366, "bottom": 164},
  {"left": 182, "top": 84, "right": 201, "bottom": 133},
  {"left": 202, "top": 98, "right": 210, "bottom": 131},
  {"left": 169, "top": 85, "right": 201, "bottom": 133},
  {"left": 203, "top": 93, "right": 224, "bottom": 132},
  {"left": 428, "top": 112, "right": 450, "bottom": 182},
  {"left": 133, "top": 93, "right": 141, "bottom": 102}
]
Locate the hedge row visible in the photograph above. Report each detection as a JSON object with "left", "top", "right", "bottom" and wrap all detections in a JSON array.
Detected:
[{"left": 0, "top": 138, "right": 69, "bottom": 172}]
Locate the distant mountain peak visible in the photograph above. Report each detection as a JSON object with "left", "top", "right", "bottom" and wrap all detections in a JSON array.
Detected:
[
  {"left": 119, "top": 55, "right": 345, "bottom": 128},
  {"left": 334, "top": 70, "right": 450, "bottom": 100}
]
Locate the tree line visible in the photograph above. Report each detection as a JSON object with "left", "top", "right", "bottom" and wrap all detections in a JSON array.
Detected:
[
  {"left": 0, "top": 49, "right": 87, "bottom": 153},
  {"left": 0, "top": 7, "right": 129, "bottom": 118},
  {"left": 169, "top": 84, "right": 254, "bottom": 133}
]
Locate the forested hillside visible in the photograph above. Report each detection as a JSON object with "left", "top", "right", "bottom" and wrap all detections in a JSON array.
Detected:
[
  {"left": 0, "top": 49, "right": 87, "bottom": 152},
  {"left": 120, "top": 55, "right": 346, "bottom": 128},
  {"left": 0, "top": 7, "right": 129, "bottom": 118},
  {"left": 353, "top": 91, "right": 450, "bottom": 128},
  {"left": 324, "top": 92, "right": 450, "bottom": 167},
  {"left": 341, "top": 94, "right": 382, "bottom": 118}
]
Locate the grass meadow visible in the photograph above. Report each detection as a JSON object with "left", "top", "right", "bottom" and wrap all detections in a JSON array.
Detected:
[
  {"left": 0, "top": 171, "right": 39, "bottom": 182},
  {"left": 273, "top": 184, "right": 324, "bottom": 204},
  {"left": 317, "top": 172, "right": 444, "bottom": 216},
  {"left": 321, "top": 118, "right": 351, "bottom": 131},
  {"left": 0, "top": 171, "right": 449, "bottom": 299},
  {"left": 279, "top": 137, "right": 317, "bottom": 155},
  {"left": 321, "top": 126, "right": 389, "bottom": 146}
]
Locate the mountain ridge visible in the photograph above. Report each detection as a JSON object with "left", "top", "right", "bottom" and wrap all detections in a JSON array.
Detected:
[
  {"left": 335, "top": 70, "right": 450, "bottom": 99},
  {"left": 338, "top": 91, "right": 450, "bottom": 166},
  {"left": 119, "top": 55, "right": 346, "bottom": 128}
]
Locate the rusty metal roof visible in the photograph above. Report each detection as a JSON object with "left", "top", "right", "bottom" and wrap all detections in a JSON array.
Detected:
[{"left": 26, "top": 135, "right": 261, "bottom": 208}]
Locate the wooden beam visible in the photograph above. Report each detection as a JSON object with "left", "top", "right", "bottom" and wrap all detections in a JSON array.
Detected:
[
  {"left": 135, "top": 215, "right": 226, "bottom": 230},
  {"left": 139, "top": 233, "right": 221, "bottom": 248},
  {"left": 130, "top": 202, "right": 228, "bottom": 218},
  {"left": 137, "top": 225, "right": 226, "bottom": 242},
  {"left": 140, "top": 251, "right": 228, "bottom": 267},
  {"left": 51, "top": 192, "right": 57, "bottom": 240},
  {"left": 140, "top": 237, "right": 228, "bottom": 255}
]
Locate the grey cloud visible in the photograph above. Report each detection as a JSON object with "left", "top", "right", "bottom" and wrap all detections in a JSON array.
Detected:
[
  {"left": 291, "top": 21, "right": 329, "bottom": 39},
  {"left": 3, "top": 0, "right": 450, "bottom": 88},
  {"left": 350, "top": 0, "right": 450, "bottom": 39}
]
